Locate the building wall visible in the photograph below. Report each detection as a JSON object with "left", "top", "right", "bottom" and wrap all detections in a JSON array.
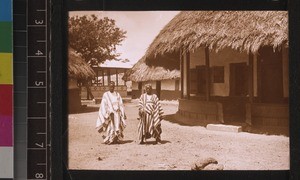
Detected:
[
  {"left": 253, "top": 54, "right": 258, "bottom": 97},
  {"left": 190, "top": 48, "right": 206, "bottom": 67},
  {"left": 68, "top": 78, "right": 81, "bottom": 113},
  {"left": 189, "top": 47, "right": 249, "bottom": 97},
  {"left": 210, "top": 48, "right": 248, "bottom": 96},
  {"left": 161, "top": 79, "right": 179, "bottom": 91},
  {"left": 282, "top": 47, "right": 289, "bottom": 98},
  {"left": 131, "top": 80, "right": 180, "bottom": 100},
  {"left": 132, "top": 81, "right": 139, "bottom": 90},
  {"left": 68, "top": 78, "right": 78, "bottom": 89}
]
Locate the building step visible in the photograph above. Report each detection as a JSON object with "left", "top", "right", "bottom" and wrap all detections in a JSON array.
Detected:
[{"left": 206, "top": 124, "right": 242, "bottom": 133}]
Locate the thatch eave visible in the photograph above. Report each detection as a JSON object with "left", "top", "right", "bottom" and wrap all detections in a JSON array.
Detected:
[
  {"left": 145, "top": 11, "right": 288, "bottom": 58},
  {"left": 68, "top": 48, "right": 96, "bottom": 80},
  {"left": 123, "top": 55, "right": 180, "bottom": 82}
]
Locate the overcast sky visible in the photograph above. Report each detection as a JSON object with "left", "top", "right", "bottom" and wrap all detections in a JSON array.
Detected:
[{"left": 69, "top": 11, "right": 179, "bottom": 67}]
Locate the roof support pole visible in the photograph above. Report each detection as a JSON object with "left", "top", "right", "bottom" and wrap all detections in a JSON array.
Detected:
[
  {"left": 116, "top": 69, "right": 118, "bottom": 86},
  {"left": 186, "top": 51, "right": 190, "bottom": 100},
  {"left": 205, "top": 47, "right": 211, "bottom": 101},
  {"left": 248, "top": 53, "right": 254, "bottom": 103},
  {"left": 246, "top": 52, "right": 254, "bottom": 125},
  {"left": 180, "top": 49, "right": 184, "bottom": 99},
  {"left": 108, "top": 69, "right": 111, "bottom": 83}
]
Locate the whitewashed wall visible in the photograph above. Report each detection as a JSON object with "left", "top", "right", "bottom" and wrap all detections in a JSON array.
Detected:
[
  {"left": 189, "top": 47, "right": 248, "bottom": 97},
  {"left": 161, "top": 79, "right": 175, "bottom": 91},
  {"left": 132, "top": 81, "right": 139, "bottom": 90}
]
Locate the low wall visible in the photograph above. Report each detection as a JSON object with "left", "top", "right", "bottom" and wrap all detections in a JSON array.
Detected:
[
  {"left": 178, "top": 99, "right": 223, "bottom": 123},
  {"left": 81, "top": 86, "right": 127, "bottom": 99},
  {"left": 131, "top": 90, "right": 180, "bottom": 100},
  {"left": 246, "top": 103, "right": 289, "bottom": 127}
]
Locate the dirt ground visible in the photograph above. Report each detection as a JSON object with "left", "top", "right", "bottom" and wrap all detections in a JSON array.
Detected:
[{"left": 68, "top": 100, "right": 289, "bottom": 170}]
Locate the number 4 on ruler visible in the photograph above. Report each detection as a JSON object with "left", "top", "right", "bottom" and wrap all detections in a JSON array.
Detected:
[{"left": 35, "top": 50, "right": 43, "bottom": 56}]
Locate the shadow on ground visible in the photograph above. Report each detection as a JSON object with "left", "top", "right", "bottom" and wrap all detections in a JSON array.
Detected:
[
  {"left": 163, "top": 114, "right": 289, "bottom": 137},
  {"left": 140, "top": 140, "right": 171, "bottom": 145},
  {"left": 119, "top": 140, "right": 134, "bottom": 144},
  {"left": 163, "top": 114, "right": 212, "bottom": 127},
  {"left": 69, "top": 105, "right": 99, "bottom": 114}
]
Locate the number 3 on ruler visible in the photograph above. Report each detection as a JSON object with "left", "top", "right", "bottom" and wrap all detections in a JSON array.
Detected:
[
  {"left": 35, "top": 20, "right": 44, "bottom": 24},
  {"left": 35, "top": 50, "right": 43, "bottom": 56}
]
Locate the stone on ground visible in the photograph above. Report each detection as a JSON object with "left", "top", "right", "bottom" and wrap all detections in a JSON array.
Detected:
[
  {"left": 206, "top": 124, "right": 242, "bottom": 133},
  {"left": 203, "top": 163, "right": 224, "bottom": 170},
  {"left": 191, "top": 157, "right": 218, "bottom": 170}
]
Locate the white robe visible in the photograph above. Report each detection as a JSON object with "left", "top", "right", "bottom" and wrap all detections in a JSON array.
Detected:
[{"left": 96, "top": 91, "right": 126, "bottom": 144}]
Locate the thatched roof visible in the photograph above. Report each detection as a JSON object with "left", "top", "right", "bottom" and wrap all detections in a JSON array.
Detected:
[
  {"left": 146, "top": 11, "right": 288, "bottom": 58},
  {"left": 68, "top": 48, "right": 96, "bottom": 79},
  {"left": 123, "top": 53, "right": 180, "bottom": 82}
]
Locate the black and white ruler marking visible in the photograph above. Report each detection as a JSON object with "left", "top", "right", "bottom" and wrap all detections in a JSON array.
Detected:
[{"left": 27, "top": 0, "right": 50, "bottom": 179}]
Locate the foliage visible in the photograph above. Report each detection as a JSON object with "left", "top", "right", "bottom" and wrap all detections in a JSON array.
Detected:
[{"left": 69, "top": 14, "right": 127, "bottom": 66}]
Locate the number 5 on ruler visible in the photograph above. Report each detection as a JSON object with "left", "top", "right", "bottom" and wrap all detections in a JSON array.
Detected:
[{"left": 35, "top": 81, "right": 44, "bottom": 86}]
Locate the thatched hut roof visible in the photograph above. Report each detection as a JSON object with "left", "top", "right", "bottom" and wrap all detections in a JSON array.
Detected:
[
  {"left": 146, "top": 11, "right": 288, "bottom": 58},
  {"left": 68, "top": 48, "right": 96, "bottom": 79},
  {"left": 123, "top": 53, "right": 180, "bottom": 82}
]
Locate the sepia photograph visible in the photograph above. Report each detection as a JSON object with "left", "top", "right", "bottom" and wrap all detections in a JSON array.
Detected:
[{"left": 67, "top": 11, "right": 289, "bottom": 170}]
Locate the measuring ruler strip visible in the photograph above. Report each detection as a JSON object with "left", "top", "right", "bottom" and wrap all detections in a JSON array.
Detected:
[{"left": 27, "top": 0, "right": 50, "bottom": 179}]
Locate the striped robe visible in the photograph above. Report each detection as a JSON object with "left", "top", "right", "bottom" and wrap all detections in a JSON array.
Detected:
[
  {"left": 96, "top": 91, "right": 126, "bottom": 144},
  {"left": 138, "top": 93, "right": 163, "bottom": 142}
]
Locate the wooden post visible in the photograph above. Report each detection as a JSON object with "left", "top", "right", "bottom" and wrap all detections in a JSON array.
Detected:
[
  {"left": 257, "top": 55, "right": 262, "bottom": 102},
  {"left": 116, "top": 69, "right": 118, "bottom": 86},
  {"left": 248, "top": 53, "right": 254, "bottom": 103},
  {"left": 205, "top": 47, "right": 211, "bottom": 101},
  {"left": 246, "top": 52, "right": 254, "bottom": 125},
  {"left": 102, "top": 69, "right": 104, "bottom": 86},
  {"left": 108, "top": 69, "right": 111, "bottom": 83},
  {"left": 186, "top": 52, "right": 190, "bottom": 100},
  {"left": 180, "top": 50, "right": 184, "bottom": 98}
]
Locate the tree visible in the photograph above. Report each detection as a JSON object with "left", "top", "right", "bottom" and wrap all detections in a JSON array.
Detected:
[{"left": 69, "top": 14, "right": 127, "bottom": 66}]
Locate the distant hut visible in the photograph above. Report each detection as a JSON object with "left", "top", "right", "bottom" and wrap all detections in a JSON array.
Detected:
[
  {"left": 145, "top": 11, "right": 288, "bottom": 131},
  {"left": 123, "top": 54, "right": 181, "bottom": 100},
  {"left": 68, "top": 48, "right": 95, "bottom": 112},
  {"left": 81, "top": 60, "right": 131, "bottom": 100}
]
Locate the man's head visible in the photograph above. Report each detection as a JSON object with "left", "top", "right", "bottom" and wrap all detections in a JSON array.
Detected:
[
  {"left": 145, "top": 84, "right": 152, "bottom": 94},
  {"left": 109, "top": 81, "right": 115, "bottom": 92}
]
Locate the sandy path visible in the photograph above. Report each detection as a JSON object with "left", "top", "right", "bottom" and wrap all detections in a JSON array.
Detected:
[{"left": 68, "top": 101, "right": 289, "bottom": 170}]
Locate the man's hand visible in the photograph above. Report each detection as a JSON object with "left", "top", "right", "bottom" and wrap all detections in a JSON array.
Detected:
[{"left": 139, "top": 110, "right": 144, "bottom": 117}]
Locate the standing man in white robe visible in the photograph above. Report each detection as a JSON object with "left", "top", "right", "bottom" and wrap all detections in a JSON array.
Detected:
[{"left": 96, "top": 81, "right": 126, "bottom": 144}]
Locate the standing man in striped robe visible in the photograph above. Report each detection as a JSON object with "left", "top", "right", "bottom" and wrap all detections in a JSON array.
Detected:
[
  {"left": 138, "top": 84, "right": 163, "bottom": 144},
  {"left": 96, "top": 81, "right": 127, "bottom": 144}
]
